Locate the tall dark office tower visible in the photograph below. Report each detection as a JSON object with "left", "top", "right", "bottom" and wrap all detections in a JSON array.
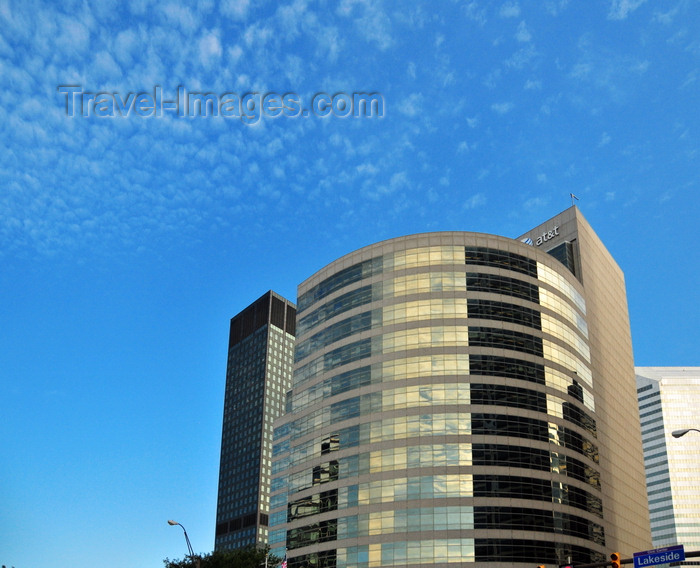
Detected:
[
  {"left": 215, "top": 291, "right": 296, "bottom": 550},
  {"left": 269, "top": 207, "right": 650, "bottom": 568}
]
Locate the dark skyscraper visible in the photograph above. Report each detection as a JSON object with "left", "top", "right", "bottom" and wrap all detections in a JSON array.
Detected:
[{"left": 215, "top": 291, "right": 296, "bottom": 550}]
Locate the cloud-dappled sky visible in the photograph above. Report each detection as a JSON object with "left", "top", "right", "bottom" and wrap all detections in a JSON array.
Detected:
[{"left": 1, "top": 1, "right": 698, "bottom": 567}]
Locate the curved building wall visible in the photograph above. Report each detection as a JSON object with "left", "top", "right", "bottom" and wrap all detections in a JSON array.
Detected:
[{"left": 270, "top": 230, "right": 608, "bottom": 568}]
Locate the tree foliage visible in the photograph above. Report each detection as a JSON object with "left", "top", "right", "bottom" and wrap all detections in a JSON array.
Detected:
[{"left": 164, "top": 545, "right": 281, "bottom": 568}]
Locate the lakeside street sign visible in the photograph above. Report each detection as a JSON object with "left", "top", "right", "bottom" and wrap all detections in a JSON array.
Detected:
[{"left": 633, "top": 545, "right": 685, "bottom": 568}]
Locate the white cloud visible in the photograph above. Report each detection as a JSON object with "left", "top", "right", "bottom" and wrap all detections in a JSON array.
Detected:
[
  {"left": 632, "top": 60, "right": 650, "bottom": 74},
  {"left": 505, "top": 45, "right": 536, "bottom": 69},
  {"left": 243, "top": 23, "right": 274, "bottom": 49},
  {"left": 491, "top": 102, "right": 514, "bottom": 114},
  {"left": 337, "top": 0, "right": 393, "bottom": 50},
  {"left": 608, "top": 0, "right": 647, "bottom": 20},
  {"left": 570, "top": 62, "right": 592, "bottom": 79},
  {"left": 462, "top": 2, "right": 487, "bottom": 25},
  {"left": 276, "top": 0, "right": 309, "bottom": 39},
  {"left": 315, "top": 25, "right": 342, "bottom": 63},
  {"left": 221, "top": 0, "right": 251, "bottom": 21},
  {"left": 357, "top": 162, "right": 379, "bottom": 176},
  {"left": 161, "top": 3, "right": 199, "bottom": 34},
  {"left": 199, "top": 31, "right": 223, "bottom": 66},
  {"left": 653, "top": 7, "right": 678, "bottom": 25},
  {"left": 499, "top": 2, "right": 521, "bottom": 18},
  {"left": 113, "top": 29, "right": 139, "bottom": 67},
  {"left": 483, "top": 68, "right": 502, "bottom": 89},
  {"left": 55, "top": 16, "right": 91, "bottom": 56},
  {"left": 389, "top": 171, "right": 409, "bottom": 192},
  {"left": 407, "top": 62, "right": 416, "bottom": 79},
  {"left": 515, "top": 21, "right": 531, "bottom": 42},
  {"left": 228, "top": 44, "right": 244, "bottom": 65},
  {"left": 524, "top": 196, "right": 549, "bottom": 209},
  {"left": 283, "top": 55, "right": 305, "bottom": 84},
  {"left": 128, "top": 0, "right": 151, "bottom": 16},
  {"left": 464, "top": 193, "right": 486, "bottom": 209},
  {"left": 599, "top": 132, "right": 612, "bottom": 147},
  {"left": 97, "top": 61, "right": 123, "bottom": 87},
  {"left": 398, "top": 93, "right": 423, "bottom": 117},
  {"left": 544, "top": 0, "right": 570, "bottom": 16}
]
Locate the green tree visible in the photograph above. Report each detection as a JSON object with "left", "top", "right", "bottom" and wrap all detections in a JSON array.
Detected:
[{"left": 164, "top": 546, "right": 282, "bottom": 568}]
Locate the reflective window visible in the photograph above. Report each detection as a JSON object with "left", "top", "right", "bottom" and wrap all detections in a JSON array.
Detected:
[
  {"left": 286, "top": 442, "right": 600, "bottom": 494},
  {"left": 384, "top": 272, "right": 466, "bottom": 298},
  {"left": 541, "top": 313, "right": 590, "bottom": 362},
  {"left": 298, "top": 257, "right": 383, "bottom": 312},
  {"left": 466, "top": 272, "right": 540, "bottom": 303},
  {"left": 475, "top": 539, "right": 604, "bottom": 566},
  {"left": 469, "top": 327, "right": 544, "bottom": 357},
  {"left": 287, "top": 381, "right": 596, "bottom": 441},
  {"left": 543, "top": 340, "right": 592, "bottom": 386},
  {"left": 473, "top": 475, "right": 602, "bottom": 517},
  {"left": 297, "top": 285, "right": 375, "bottom": 336},
  {"left": 547, "top": 241, "right": 578, "bottom": 276},
  {"left": 307, "top": 474, "right": 603, "bottom": 517},
  {"left": 470, "top": 354, "right": 545, "bottom": 384},
  {"left": 295, "top": 311, "right": 376, "bottom": 361},
  {"left": 298, "top": 247, "right": 468, "bottom": 313},
  {"left": 470, "top": 383, "right": 547, "bottom": 412},
  {"left": 294, "top": 338, "right": 372, "bottom": 387},
  {"left": 290, "top": 355, "right": 473, "bottom": 413},
  {"left": 474, "top": 507, "right": 603, "bottom": 543},
  {"left": 382, "top": 326, "right": 469, "bottom": 353},
  {"left": 382, "top": 297, "right": 468, "bottom": 325},
  {"left": 465, "top": 246, "right": 538, "bottom": 277},
  {"left": 286, "top": 413, "right": 599, "bottom": 468},
  {"left": 391, "top": 246, "right": 465, "bottom": 269},
  {"left": 537, "top": 262, "right": 586, "bottom": 313},
  {"left": 546, "top": 366, "right": 595, "bottom": 411},
  {"left": 540, "top": 288, "right": 588, "bottom": 336},
  {"left": 468, "top": 298, "right": 541, "bottom": 329},
  {"left": 287, "top": 505, "right": 603, "bottom": 550},
  {"left": 472, "top": 413, "right": 547, "bottom": 440}
]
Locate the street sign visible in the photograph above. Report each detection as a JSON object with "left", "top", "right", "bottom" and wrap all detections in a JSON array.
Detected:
[{"left": 633, "top": 545, "right": 685, "bottom": 568}]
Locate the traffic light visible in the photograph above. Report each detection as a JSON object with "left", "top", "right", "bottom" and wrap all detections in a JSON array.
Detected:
[{"left": 611, "top": 552, "right": 622, "bottom": 568}]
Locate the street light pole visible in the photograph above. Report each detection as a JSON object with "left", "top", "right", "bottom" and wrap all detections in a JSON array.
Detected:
[
  {"left": 672, "top": 428, "right": 700, "bottom": 438},
  {"left": 168, "top": 519, "right": 195, "bottom": 559}
]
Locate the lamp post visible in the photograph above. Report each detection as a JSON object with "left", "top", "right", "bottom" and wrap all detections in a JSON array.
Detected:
[
  {"left": 672, "top": 428, "right": 700, "bottom": 438},
  {"left": 168, "top": 519, "right": 195, "bottom": 560}
]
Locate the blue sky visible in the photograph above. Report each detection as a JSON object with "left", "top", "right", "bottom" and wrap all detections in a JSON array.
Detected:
[{"left": 1, "top": 1, "right": 698, "bottom": 567}]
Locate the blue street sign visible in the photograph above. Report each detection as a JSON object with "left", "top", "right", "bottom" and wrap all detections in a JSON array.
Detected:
[{"left": 633, "top": 545, "right": 685, "bottom": 568}]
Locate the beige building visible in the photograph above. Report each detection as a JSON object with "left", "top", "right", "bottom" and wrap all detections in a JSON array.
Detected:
[
  {"left": 636, "top": 367, "right": 700, "bottom": 557},
  {"left": 269, "top": 207, "right": 651, "bottom": 568}
]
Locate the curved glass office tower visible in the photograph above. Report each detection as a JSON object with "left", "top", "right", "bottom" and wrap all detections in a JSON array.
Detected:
[{"left": 268, "top": 208, "right": 650, "bottom": 568}]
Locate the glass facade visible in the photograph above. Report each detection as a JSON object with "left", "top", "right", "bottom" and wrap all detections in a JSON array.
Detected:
[
  {"left": 636, "top": 367, "right": 700, "bottom": 560},
  {"left": 215, "top": 291, "right": 296, "bottom": 550},
  {"left": 271, "top": 235, "right": 606, "bottom": 568}
]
